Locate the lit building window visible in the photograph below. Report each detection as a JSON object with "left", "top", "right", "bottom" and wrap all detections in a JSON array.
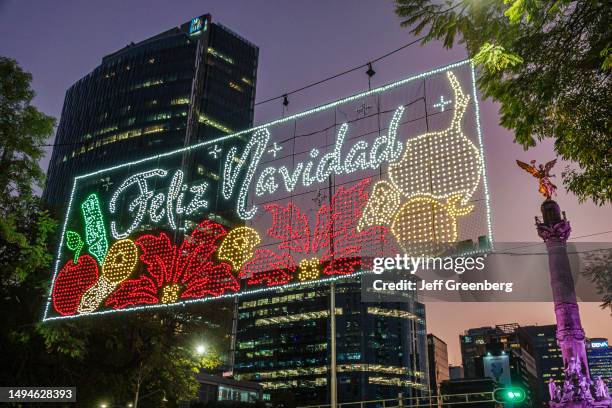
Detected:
[
  {"left": 368, "top": 376, "right": 427, "bottom": 390},
  {"left": 254, "top": 308, "right": 342, "bottom": 326},
  {"left": 143, "top": 124, "right": 165, "bottom": 134},
  {"left": 366, "top": 307, "right": 424, "bottom": 323},
  {"left": 147, "top": 112, "right": 171, "bottom": 121},
  {"left": 93, "top": 125, "right": 118, "bottom": 137},
  {"left": 208, "top": 47, "right": 234, "bottom": 65},
  {"left": 171, "top": 97, "right": 190, "bottom": 105},
  {"left": 229, "top": 81, "right": 244, "bottom": 92},
  {"left": 198, "top": 114, "right": 233, "bottom": 134}
]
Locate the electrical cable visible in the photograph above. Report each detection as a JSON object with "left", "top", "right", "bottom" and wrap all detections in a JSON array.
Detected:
[
  {"left": 36, "top": 36, "right": 427, "bottom": 149},
  {"left": 253, "top": 36, "right": 426, "bottom": 106}
]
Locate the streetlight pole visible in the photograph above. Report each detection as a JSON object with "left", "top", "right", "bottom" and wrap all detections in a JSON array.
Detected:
[
  {"left": 330, "top": 281, "right": 337, "bottom": 408},
  {"left": 134, "top": 389, "right": 167, "bottom": 407},
  {"left": 327, "top": 173, "right": 337, "bottom": 408},
  {"left": 133, "top": 362, "right": 142, "bottom": 408}
]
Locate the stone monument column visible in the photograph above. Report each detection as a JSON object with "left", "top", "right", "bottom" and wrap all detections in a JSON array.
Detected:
[
  {"left": 536, "top": 199, "right": 611, "bottom": 408},
  {"left": 537, "top": 200, "right": 588, "bottom": 374}
]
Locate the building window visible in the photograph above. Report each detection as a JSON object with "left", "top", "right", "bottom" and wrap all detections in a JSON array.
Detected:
[
  {"left": 143, "top": 124, "right": 165, "bottom": 134},
  {"left": 171, "top": 97, "right": 190, "bottom": 105}
]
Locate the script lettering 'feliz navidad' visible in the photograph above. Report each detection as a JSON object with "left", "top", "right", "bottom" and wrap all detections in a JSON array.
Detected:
[
  {"left": 109, "top": 169, "right": 209, "bottom": 239},
  {"left": 224, "top": 106, "right": 405, "bottom": 219},
  {"left": 107, "top": 105, "right": 405, "bottom": 236}
]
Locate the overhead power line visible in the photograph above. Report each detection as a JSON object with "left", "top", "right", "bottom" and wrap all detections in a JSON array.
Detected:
[
  {"left": 254, "top": 35, "right": 427, "bottom": 106},
  {"left": 37, "top": 35, "right": 427, "bottom": 149}
]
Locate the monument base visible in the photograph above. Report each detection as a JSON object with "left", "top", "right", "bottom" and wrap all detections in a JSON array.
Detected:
[{"left": 550, "top": 401, "right": 612, "bottom": 408}]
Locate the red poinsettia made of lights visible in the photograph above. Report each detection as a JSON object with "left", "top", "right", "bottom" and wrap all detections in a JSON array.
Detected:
[
  {"left": 240, "top": 178, "right": 389, "bottom": 286},
  {"left": 105, "top": 220, "right": 239, "bottom": 309}
]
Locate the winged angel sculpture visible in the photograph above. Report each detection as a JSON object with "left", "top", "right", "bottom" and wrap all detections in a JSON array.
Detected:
[{"left": 516, "top": 159, "right": 558, "bottom": 199}]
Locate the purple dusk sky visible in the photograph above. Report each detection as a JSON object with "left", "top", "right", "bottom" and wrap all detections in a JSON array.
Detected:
[{"left": 1, "top": 0, "right": 610, "bottom": 364}]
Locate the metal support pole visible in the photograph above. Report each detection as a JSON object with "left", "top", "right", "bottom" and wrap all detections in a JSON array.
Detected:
[
  {"left": 330, "top": 282, "right": 337, "bottom": 408},
  {"left": 229, "top": 292, "right": 239, "bottom": 373}
]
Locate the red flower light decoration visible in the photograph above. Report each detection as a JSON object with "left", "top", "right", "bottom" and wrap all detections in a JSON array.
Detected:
[
  {"left": 105, "top": 220, "right": 238, "bottom": 309},
  {"left": 240, "top": 179, "right": 388, "bottom": 286},
  {"left": 52, "top": 254, "right": 99, "bottom": 315}
]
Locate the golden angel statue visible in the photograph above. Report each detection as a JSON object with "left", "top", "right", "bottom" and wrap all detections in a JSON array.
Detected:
[{"left": 516, "top": 159, "right": 558, "bottom": 199}]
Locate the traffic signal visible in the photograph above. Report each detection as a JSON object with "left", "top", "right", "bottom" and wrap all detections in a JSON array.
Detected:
[{"left": 493, "top": 387, "right": 526, "bottom": 403}]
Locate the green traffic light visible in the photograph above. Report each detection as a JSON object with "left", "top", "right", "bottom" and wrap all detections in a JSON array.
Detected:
[
  {"left": 507, "top": 390, "right": 523, "bottom": 399},
  {"left": 493, "top": 387, "right": 526, "bottom": 403}
]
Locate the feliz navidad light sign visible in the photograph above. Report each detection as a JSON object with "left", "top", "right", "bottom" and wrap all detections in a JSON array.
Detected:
[{"left": 43, "top": 60, "right": 492, "bottom": 321}]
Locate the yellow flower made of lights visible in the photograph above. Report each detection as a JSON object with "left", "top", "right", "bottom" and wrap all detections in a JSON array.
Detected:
[
  {"left": 359, "top": 71, "right": 481, "bottom": 256},
  {"left": 78, "top": 239, "right": 138, "bottom": 313},
  {"left": 218, "top": 226, "right": 261, "bottom": 271},
  {"left": 160, "top": 284, "right": 181, "bottom": 304},
  {"left": 298, "top": 258, "right": 320, "bottom": 281},
  {"left": 357, "top": 180, "right": 401, "bottom": 232}
]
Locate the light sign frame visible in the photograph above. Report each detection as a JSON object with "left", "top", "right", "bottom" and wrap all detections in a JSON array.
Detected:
[{"left": 43, "top": 59, "right": 492, "bottom": 321}]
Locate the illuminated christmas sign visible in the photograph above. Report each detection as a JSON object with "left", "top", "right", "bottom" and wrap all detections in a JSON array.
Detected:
[{"left": 43, "top": 60, "right": 492, "bottom": 321}]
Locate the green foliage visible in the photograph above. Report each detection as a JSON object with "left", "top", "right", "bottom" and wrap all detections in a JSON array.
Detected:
[
  {"left": 36, "top": 310, "right": 227, "bottom": 406},
  {"left": 473, "top": 42, "right": 523, "bottom": 72},
  {"left": 582, "top": 249, "right": 612, "bottom": 313},
  {"left": 0, "top": 56, "right": 55, "bottom": 203},
  {"left": 601, "top": 44, "right": 612, "bottom": 70},
  {"left": 0, "top": 56, "right": 57, "bottom": 289},
  {"left": 395, "top": 0, "right": 612, "bottom": 205},
  {"left": 503, "top": 0, "right": 528, "bottom": 24}
]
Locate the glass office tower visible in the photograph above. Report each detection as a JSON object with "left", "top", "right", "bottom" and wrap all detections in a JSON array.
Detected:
[
  {"left": 427, "top": 334, "right": 450, "bottom": 394},
  {"left": 518, "top": 325, "right": 564, "bottom": 406},
  {"left": 587, "top": 338, "right": 612, "bottom": 387},
  {"left": 233, "top": 280, "right": 429, "bottom": 404},
  {"left": 43, "top": 14, "right": 258, "bottom": 215}
]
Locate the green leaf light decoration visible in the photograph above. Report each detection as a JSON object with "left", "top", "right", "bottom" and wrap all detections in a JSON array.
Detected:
[{"left": 65, "top": 230, "right": 84, "bottom": 263}]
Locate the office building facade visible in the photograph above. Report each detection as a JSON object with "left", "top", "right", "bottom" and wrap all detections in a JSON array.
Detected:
[
  {"left": 44, "top": 14, "right": 258, "bottom": 216},
  {"left": 460, "top": 323, "right": 521, "bottom": 379},
  {"left": 517, "top": 325, "right": 564, "bottom": 406},
  {"left": 449, "top": 365, "right": 464, "bottom": 380},
  {"left": 194, "top": 373, "right": 262, "bottom": 404},
  {"left": 427, "top": 334, "right": 450, "bottom": 394},
  {"left": 587, "top": 338, "right": 612, "bottom": 387},
  {"left": 233, "top": 280, "right": 429, "bottom": 404},
  {"left": 439, "top": 378, "right": 496, "bottom": 408},
  {"left": 460, "top": 323, "right": 538, "bottom": 406}
]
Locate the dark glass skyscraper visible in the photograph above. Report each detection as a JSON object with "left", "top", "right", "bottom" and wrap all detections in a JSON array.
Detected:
[
  {"left": 460, "top": 323, "right": 538, "bottom": 406},
  {"left": 460, "top": 323, "right": 521, "bottom": 379},
  {"left": 517, "top": 325, "right": 564, "bottom": 406},
  {"left": 233, "top": 280, "right": 429, "bottom": 404},
  {"left": 44, "top": 14, "right": 258, "bottom": 212},
  {"left": 427, "top": 334, "right": 450, "bottom": 394}
]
